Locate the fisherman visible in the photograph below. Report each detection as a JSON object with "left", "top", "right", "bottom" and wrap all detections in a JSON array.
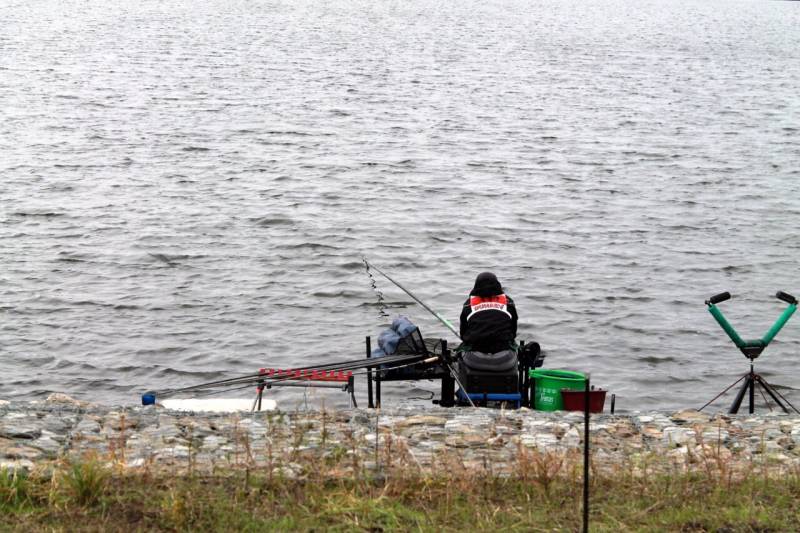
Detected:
[{"left": 459, "top": 272, "right": 518, "bottom": 354}]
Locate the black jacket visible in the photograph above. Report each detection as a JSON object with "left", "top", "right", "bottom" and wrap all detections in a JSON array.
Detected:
[{"left": 459, "top": 273, "right": 518, "bottom": 353}]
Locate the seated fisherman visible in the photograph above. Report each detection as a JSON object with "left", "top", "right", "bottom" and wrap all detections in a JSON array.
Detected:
[{"left": 459, "top": 272, "right": 518, "bottom": 354}]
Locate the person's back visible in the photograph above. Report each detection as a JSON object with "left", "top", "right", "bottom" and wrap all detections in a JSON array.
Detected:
[{"left": 459, "top": 272, "right": 518, "bottom": 354}]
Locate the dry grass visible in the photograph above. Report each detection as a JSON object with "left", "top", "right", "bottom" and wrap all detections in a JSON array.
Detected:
[
  {"left": 2, "top": 436, "right": 800, "bottom": 532},
  {"left": 3, "top": 409, "right": 800, "bottom": 531}
]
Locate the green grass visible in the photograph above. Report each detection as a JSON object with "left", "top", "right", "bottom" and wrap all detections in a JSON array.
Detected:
[{"left": 2, "top": 455, "right": 800, "bottom": 532}]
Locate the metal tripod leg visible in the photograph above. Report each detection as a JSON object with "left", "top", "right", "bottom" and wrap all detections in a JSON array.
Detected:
[
  {"left": 728, "top": 373, "right": 754, "bottom": 414},
  {"left": 699, "top": 373, "right": 747, "bottom": 412},
  {"left": 754, "top": 375, "right": 799, "bottom": 414},
  {"left": 728, "top": 371, "right": 798, "bottom": 414}
]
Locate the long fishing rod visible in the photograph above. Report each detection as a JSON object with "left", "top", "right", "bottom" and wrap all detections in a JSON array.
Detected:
[
  {"left": 161, "top": 352, "right": 421, "bottom": 394},
  {"left": 142, "top": 351, "right": 430, "bottom": 403},
  {"left": 144, "top": 262, "right": 474, "bottom": 406},
  {"left": 363, "top": 258, "right": 460, "bottom": 338},
  {"left": 363, "top": 258, "right": 476, "bottom": 407}
]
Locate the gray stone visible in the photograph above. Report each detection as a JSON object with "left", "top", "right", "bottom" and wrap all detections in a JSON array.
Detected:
[
  {"left": 145, "top": 425, "right": 182, "bottom": 443},
  {"left": 666, "top": 447, "right": 689, "bottom": 462},
  {"left": 41, "top": 415, "right": 74, "bottom": 435},
  {"left": 165, "top": 445, "right": 192, "bottom": 459},
  {"left": 73, "top": 418, "right": 102, "bottom": 434},
  {"left": 1, "top": 401, "right": 800, "bottom": 477},
  {"left": 730, "top": 441, "right": 748, "bottom": 453},
  {"left": 701, "top": 429, "right": 729, "bottom": 444},
  {"left": 663, "top": 427, "right": 696, "bottom": 447},
  {"left": 671, "top": 409, "right": 710, "bottom": 425},
  {"left": 394, "top": 415, "right": 447, "bottom": 428},
  {"left": 0, "top": 459, "right": 34, "bottom": 472},
  {"left": 30, "top": 433, "right": 63, "bottom": 456},
  {"left": 106, "top": 413, "right": 140, "bottom": 431},
  {"left": 0, "top": 442, "right": 43, "bottom": 461},
  {"left": 755, "top": 441, "right": 784, "bottom": 454},
  {"left": 561, "top": 427, "right": 581, "bottom": 447},
  {"left": 45, "top": 393, "right": 90, "bottom": 408},
  {"left": 0, "top": 420, "right": 42, "bottom": 440}
]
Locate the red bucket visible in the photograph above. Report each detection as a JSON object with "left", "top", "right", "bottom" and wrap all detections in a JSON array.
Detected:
[{"left": 561, "top": 389, "right": 607, "bottom": 413}]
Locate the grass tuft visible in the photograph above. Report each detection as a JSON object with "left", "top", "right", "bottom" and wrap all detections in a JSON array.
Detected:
[
  {"left": 61, "top": 457, "right": 110, "bottom": 507},
  {"left": 0, "top": 467, "right": 31, "bottom": 510}
]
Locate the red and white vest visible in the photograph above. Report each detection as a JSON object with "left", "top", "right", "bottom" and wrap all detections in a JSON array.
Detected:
[{"left": 467, "top": 294, "right": 512, "bottom": 320}]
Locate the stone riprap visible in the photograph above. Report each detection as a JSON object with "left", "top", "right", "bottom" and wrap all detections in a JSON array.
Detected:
[{"left": 2, "top": 395, "right": 800, "bottom": 477}]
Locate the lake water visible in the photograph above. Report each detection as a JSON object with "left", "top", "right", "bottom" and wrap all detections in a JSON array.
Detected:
[{"left": 2, "top": 0, "right": 799, "bottom": 412}]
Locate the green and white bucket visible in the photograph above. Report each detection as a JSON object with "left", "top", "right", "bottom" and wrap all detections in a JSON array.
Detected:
[{"left": 530, "top": 369, "right": 586, "bottom": 411}]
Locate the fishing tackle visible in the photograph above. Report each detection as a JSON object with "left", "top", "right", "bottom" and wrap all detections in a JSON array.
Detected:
[
  {"left": 361, "top": 258, "right": 474, "bottom": 406},
  {"left": 363, "top": 257, "right": 390, "bottom": 319}
]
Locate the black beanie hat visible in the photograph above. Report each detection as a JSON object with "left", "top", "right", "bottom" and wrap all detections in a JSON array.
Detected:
[{"left": 471, "top": 272, "right": 503, "bottom": 297}]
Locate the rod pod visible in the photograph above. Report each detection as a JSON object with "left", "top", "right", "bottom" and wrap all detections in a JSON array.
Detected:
[
  {"left": 705, "top": 291, "right": 797, "bottom": 359},
  {"left": 700, "top": 291, "right": 800, "bottom": 414}
]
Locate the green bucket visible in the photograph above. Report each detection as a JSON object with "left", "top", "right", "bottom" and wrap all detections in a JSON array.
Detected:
[{"left": 529, "top": 369, "right": 586, "bottom": 411}]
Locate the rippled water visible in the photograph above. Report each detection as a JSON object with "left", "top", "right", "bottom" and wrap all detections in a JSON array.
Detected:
[{"left": 2, "top": 0, "right": 799, "bottom": 411}]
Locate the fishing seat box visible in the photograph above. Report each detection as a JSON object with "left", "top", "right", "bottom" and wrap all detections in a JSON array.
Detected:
[{"left": 456, "top": 350, "right": 519, "bottom": 394}]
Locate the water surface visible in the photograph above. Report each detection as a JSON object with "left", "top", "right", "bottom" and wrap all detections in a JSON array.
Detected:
[{"left": 2, "top": 0, "right": 799, "bottom": 412}]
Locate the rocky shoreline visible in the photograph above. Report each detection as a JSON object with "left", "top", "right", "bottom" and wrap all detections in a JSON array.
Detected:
[{"left": 2, "top": 394, "right": 800, "bottom": 477}]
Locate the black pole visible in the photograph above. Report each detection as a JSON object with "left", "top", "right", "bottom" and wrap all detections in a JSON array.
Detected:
[
  {"left": 749, "top": 363, "right": 755, "bottom": 414},
  {"left": 366, "top": 336, "right": 374, "bottom": 409},
  {"left": 518, "top": 340, "right": 525, "bottom": 404},
  {"left": 583, "top": 373, "right": 591, "bottom": 533},
  {"left": 348, "top": 375, "right": 357, "bottom": 408},
  {"left": 376, "top": 357, "right": 382, "bottom": 409},
  {"left": 440, "top": 340, "right": 455, "bottom": 408},
  {"left": 441, "top": 375, "right": 455, "bottom": 408}
]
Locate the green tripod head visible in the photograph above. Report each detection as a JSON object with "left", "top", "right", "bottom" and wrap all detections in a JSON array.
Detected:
[{"left": 706, "top": 291, "right": 798, "bottom": 360}]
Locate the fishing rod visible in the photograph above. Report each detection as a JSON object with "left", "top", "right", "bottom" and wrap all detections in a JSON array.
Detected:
[
  {"left": 363, "top": 258, "right": 476, "bottom": 407},
  {"left": 363, "top": 258, "right": 460, "bottom": 338},
  {"left": 142, "top": 351, "right": 431, "bottom": 404},
  {"left": 161, "top": 352, "right": 422, "bottom": 394},
  {"left": 144, "top": 262, "right": 475, "bottom": 406}
]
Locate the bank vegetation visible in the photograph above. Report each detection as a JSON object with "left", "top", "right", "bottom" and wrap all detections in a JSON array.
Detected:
[{"left": 2, "top": 443, "right": 800, "bottom": 532}]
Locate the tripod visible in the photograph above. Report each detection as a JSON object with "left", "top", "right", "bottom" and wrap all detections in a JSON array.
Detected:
[{"left": 699, "top": 291, "right": 800, "bottom": 415}]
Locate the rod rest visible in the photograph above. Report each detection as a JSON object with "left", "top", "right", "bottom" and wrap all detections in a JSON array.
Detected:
[
  {"left": 706, "top": 290, "right": 797, "bottom": 359},
  {"left": 706, "top": 292, "right": 731, "bottom": 305},
  {"left": 777, "top": 291, "right": 798, "bottom": 305}
]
